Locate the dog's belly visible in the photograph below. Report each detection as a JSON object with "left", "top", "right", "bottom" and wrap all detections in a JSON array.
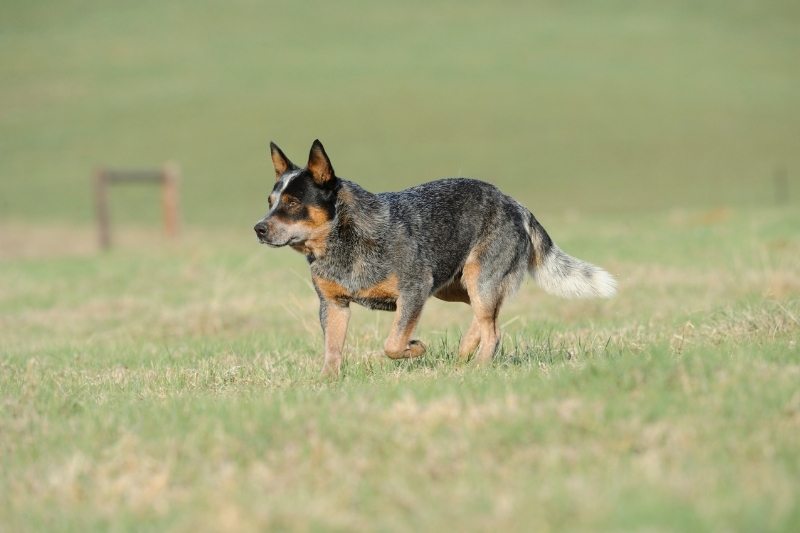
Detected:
[
  {"left": 433, "top": 275, "right": 470, "bottom": 304},
  {"left": 352, "top": 296, "right": 397, "bottom": 311}
]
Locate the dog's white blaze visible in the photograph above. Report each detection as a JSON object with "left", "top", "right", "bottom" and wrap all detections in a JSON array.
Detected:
[
  {"left": 278, "top": 169, "right": 302, "bottom": 195},
  {"left": 267, "top": 169, "right": 302, "bottom": 216}
]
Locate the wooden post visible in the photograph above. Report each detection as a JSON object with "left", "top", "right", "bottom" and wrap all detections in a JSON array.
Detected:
[
  {"left": 94, "top": 169, "right": 111, "bottom": 250},
  {"left": 162, "top": 162, "right": 180, "bottom": 238},
  {"left": 92, "top": 163, "right": 181, "bottom": 251}
]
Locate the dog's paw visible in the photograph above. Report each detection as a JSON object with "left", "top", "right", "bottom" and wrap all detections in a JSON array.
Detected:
[
  {"left": 406, "top": 339, "right": 427, "bottom": 358},
  {"left": 320, "top": 360, "right": 341, "bottom": 380},
  {"left": 384, "top": 339, "right": 427, "bottom": 359}
]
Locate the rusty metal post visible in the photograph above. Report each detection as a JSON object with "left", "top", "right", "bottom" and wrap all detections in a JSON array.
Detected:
[
  {"left": 94, "top": 168, "right": 110, "bottom": 250},
  {"left": 161, "top": 162, "right": 180, "bottom": 238}
]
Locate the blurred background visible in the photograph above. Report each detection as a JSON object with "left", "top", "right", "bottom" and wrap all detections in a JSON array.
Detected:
[
  {"left": 3, "top": 3, "right": 800, "bottom": 529},
  {"left": 2, "top": 0, "right": 798, "bottom": 236}
]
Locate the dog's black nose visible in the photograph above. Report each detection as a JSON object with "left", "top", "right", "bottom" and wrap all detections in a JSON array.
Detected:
[{"left": 254, "top": 222, "right": 268, "bottom": 238}]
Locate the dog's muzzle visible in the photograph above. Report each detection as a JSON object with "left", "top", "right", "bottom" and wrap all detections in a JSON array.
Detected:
[
  {"left": 254, "top": 221, "right": 293, "bottom": 247},
  {"left": 253, "top": 222, "right": 269, "bottom": 242},
  {"left": 254, "top": 222, "right": 281, "bottom": 245}
]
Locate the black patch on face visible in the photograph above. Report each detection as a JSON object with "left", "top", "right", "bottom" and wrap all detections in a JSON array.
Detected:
[{"left": 271, "top": 171, "right": 338, "bottom": 222}]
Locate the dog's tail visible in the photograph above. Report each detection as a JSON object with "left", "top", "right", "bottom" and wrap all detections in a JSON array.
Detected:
[{"left": 525, "top": 211, "right": 617, "bottom": 299}]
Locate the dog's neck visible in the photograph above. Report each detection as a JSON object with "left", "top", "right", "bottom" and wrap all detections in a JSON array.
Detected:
[
  {"left": 306, "top": 179, "right": 391, "bottom": 270},
  {"left": 333, "top": 180, "right": 389, "bottom": 237}
]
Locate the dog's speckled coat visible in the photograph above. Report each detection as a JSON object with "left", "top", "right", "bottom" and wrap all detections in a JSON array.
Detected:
[{"left": 255, "top": 140, "right": 616, "bottom": 377}]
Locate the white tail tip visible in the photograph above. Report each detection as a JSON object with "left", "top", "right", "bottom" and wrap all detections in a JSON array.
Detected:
[{"left": 532, "top": 246, "right": 617, "bottom": 299}]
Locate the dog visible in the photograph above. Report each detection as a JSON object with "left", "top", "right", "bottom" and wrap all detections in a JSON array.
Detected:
[{"left": 254, "top": 140, "right": 616, "bottom": 377}]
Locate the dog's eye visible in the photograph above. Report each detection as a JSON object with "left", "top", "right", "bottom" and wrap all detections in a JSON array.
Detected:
[{"left": 285, "top": 198, "right": 299, "bottom": 208}]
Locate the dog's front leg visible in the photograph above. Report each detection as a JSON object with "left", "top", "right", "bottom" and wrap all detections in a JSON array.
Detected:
[
  {"left": 383, "top": 292, "right": 427, "bottom": 359},
  {"left": 318, "top": 299, "right": 350, "bottom": 377}
]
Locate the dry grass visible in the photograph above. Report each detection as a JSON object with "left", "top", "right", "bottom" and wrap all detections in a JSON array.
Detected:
[{"left": 1, "top": 208, "right": 798, "bottom": 531}]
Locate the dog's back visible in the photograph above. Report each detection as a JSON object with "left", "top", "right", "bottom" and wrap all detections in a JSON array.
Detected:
[
  {"left": 368, "top": 177, "right": 614, "bottom": 300},
  {"left": 377, "top": 178, "right": 531, "bottom": 290}
]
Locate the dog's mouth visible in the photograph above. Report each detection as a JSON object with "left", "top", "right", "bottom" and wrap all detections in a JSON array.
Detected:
[{"left": 259, "top": 236, "right": 301, "bottom": 247}]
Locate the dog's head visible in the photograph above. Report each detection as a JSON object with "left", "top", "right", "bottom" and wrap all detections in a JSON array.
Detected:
[{"left": 254, "top": 140, "right": 338, "bottom": 252}]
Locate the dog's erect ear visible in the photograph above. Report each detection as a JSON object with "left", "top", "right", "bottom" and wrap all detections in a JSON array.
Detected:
[
  {"left": 307, "top": 139, "right": 335, "bottom": 186},
  {"left": 270, "top": 142, "right": 297, "bottom": 180}
]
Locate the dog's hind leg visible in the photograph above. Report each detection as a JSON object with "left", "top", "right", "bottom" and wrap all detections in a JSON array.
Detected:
[
  {"left": 461, "top": 228, "right": 529, "bottom": 364},
  {"left": 384, "top": 292, "right": 428, "bottom": 359},
  {"left": 462, "top": 262, "right": 503, "bottom": 365},
  {"left": 463, "top": 253, "right": 529, "bottom": 364},
  {"left": 432, "top": 278, "right": 478, "bottom": 360},
  {"left": 472, "top": 303, "right": 502, "bottom": 365},
  {"left": 458, "top": 316, "right": 481, "bottom": 361}
]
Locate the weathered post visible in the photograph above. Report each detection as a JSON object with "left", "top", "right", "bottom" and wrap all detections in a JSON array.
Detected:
[
  {"left": 94, "top": 168, "right": 111, "bottom": 250},
  {"left": 92, "top": 163, "right": 181, "bottom": 250},
  {"left": 162, "top": 162, "right": 180, "bottom": 239}
]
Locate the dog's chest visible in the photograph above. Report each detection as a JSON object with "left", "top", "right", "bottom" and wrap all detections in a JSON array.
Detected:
[{"left": 312, "top": 270, "right": 399, "bottom": 311}]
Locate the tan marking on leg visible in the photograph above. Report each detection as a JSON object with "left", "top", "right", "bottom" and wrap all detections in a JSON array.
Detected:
[
  {"left": 474, "top": 315, "right": 500, "bottom": 365},
  {"left": 314, "top": 277, "right": 350, "bottom": 302},
  {"left": 321, "top": 305, "right": 350, "bottom": 377},
  {"left": 462, "top": 254, "right": 502, "bottom": 365},
  {"left": 383, "top": 298, "right": 426, "bottom": 359},
  {"left": 458, "top": 315, "right": 481, "bottom": 361},
  {"left": 461, "top": 261, "right": 480, "bottom": 292},
  {"left": 315, "top": 273, "right": 400, "bottom": 304}
]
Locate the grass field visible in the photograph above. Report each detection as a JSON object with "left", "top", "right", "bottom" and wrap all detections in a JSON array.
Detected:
[
  {"left": 2, "top": 1, "right": 799, "bottom": 531},
  {"left": 2, "top": 208, "right": 798, "bottom": 531}
]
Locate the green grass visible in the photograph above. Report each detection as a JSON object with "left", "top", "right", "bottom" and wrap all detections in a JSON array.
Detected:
[
  {"left": 2, "top": 207, "right": 799, "bottom": 531},
  {"left": 2, "top": 1, "right": 800, "bottom": 530}
]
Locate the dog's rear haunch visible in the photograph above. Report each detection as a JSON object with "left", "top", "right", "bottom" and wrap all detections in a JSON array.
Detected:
[{"left": 254, "top": 140, "right": 616, "bottom": 377}]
